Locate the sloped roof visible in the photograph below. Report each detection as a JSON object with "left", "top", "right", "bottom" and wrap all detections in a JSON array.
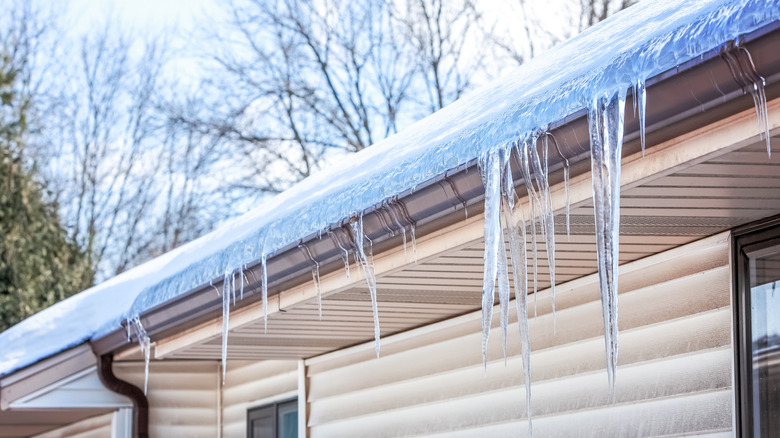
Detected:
[{"left": 1, "top": 0, "right": 778, "bottom": 377}]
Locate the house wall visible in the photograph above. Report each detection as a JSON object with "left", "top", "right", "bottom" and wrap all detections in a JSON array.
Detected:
[
  {"left": 303, "top": 232, "right": 734, "bottom": 437},
  {"left": 31, "top": 413, "right": 113, "bottom": 438},
  {"left": 221, "top": 360, "right": 299, "bottom": 438},
  {"left": 114, "top": 360, "right": 219, "bottom": 437}
]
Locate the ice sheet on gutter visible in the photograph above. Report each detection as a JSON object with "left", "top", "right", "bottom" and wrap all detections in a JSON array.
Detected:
[{"left": 0, "top": 0, "right": 777, "bottom": 377}]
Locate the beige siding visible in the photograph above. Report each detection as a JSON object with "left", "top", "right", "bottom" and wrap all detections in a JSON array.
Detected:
[
  {"left": 32, "top": 413, "right": 112, "bottom": 438},
  {"left": 305, "top": 232, "right": 734, "bottom": 437},
  {"left": 222, "top": 360, "right": 299, "bottom": 438},
  {"left": 114, "top": 361, "right": 219, "bottom": 438}
]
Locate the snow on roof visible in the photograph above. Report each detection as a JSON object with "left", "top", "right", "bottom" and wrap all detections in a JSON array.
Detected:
[{"left": 1, "top": 0, "right": 777, "bottom": 377}]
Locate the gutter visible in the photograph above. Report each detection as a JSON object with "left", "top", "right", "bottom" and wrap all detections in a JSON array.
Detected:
[
  {"left": 92, "top": 21, "right": 780, "bottom": 357},
  {"left": 96, "top": 353, "right": 149, "bottom": 438}
]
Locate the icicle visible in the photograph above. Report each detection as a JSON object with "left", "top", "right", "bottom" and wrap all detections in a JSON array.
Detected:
[
  {"left": 588, "top": 88, "right": 627, "bottom": 397},
  {"left": 410, "top": 225, "right": 418, "bottom": 264},
  {"left": 530, "top": 134, "right": 557, "bottom": 329},
  {"left": 550, "top": 133, "right": 572, "bottom": 239},
  {"left": 240, "top": 266, "right": 247, "bottom": 300},
  {"left": 221, "top": 272, "right": 231, "bottom": 384},
  {"left": 128, "top": 317, "right": 151, "bottom": 394},
  {"left": 564, "top": 164, "right": 571, "bottom": 239},
  {"left": 635, "top": 79, "right": 647, "bottom": 156},
  {"left": 299, "top": 243, "right": 323, "bottom": 320},
  {"left": 261, "top": 254, "right": 268, "bottom": 333},
  {"left": 329, "top": 230, "right": 352, "bottom": 279},
  {"left": 750, "top": 79, "right": 771, "bottom": 157},
  {"left": 401, "top": 228, "right": 408, "bottom": 258},
  {"left": 478, "top": 149, "right": 502, "bottom": 368},
  {"left": 231, "top": 273, "right": 236, "bottom": 306},
  {"left": 387, "top": 205, "right": 409, "bottom": 259},
  {"left": 503, "top": 200, "right": 533, "bottom": 437},
  {"left": 312, "top": 266, "right": 322, "bottom": 320},
  {"left": 517, "top": 139, "right": 541, "bottom": 317},
  {"left": 503, "top": 150, "right": 516, "bottom": 211},
  {"left": 352, "top": 216, "right": 381, "bottom": 357},
  {"left": 497, "top": 229, "right": 511, "bottom": 364},
  {"left": 497, "top": 149, "right": 514, "bottom": 364},
  {"left": 365, "top": 234, "right": 376, "bottom": 271}
]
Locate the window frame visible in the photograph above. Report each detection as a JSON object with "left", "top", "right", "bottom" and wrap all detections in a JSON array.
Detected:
[
  {"left": 246, "top": 397, "right": 298, "bottom": 438},
  {"left": 732, "top": 215, "right": 780, "bottom": 437}
]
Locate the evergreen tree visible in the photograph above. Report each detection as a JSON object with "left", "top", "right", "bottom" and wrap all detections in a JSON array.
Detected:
[{"left": 0, "top": 51, "right": 93, "bottom": 332}]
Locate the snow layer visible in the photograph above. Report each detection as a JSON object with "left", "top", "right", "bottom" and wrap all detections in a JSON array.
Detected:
[{"left": 1, "top": 0, "right": 778, "bottom": 377}]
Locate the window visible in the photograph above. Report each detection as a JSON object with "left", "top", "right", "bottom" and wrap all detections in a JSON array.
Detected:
[
  {"left": 247, "top": 399, "right": 298, "bottom": 438},
  {"left": 734, "top": 217, "right": 780, "bottom": 437}
]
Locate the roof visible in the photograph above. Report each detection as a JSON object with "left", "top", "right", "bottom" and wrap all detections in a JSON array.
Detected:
[{"left": 1, "top": 0, "right": 778, "bottom": 377}]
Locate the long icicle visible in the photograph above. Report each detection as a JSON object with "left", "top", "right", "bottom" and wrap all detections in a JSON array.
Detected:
[
  {"left": 529, "top": 134, "right": 557, "bottom": 329},
  {"left": 353, "top": 216, "right": 381, "bottom": 357},
  {"left": 588, "top": 88, "right": 626, "bottom": 398},
  {"left": 550, "top": 133, "right": 571, "bottom": 239},
  {"left": 635, "top": 78, "right": 647, "bottom": 156},
  {"left": 312, "top": 265, "right": 322, "bottom": 320},
  {"left": 498, "top": 234, "right": 511, "bottom": 364},
  {"left": 750, "top": 78, "right": 771, "bottom": 157},
  {"left": 128, "top": 316, "right": 151, "bottom": 394},
  {"left": 503, "top": 194, "right": 533, "bottom": 437},
  {"left": 261, "top": 254, "right": 268, "bottom": 333},
  {"left": 240, "top": 265, "right": 245, "bottom": 300},
  {"left": 497, "top": 150, "right": 512, "bottom": 364},
  {"left": 221, "top": 272, "right": 231, "bottom": 384},
  {"left": 518, "top": 139, "right": 541, "bottom": 317},
  {"left": 478, "top": 149, "right": 502, "bottom": 369},
  {"left": 498, "top": 148, "right": 513, "bottom": 364}
]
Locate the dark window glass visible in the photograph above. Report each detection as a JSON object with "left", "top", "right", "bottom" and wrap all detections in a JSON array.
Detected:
[
  {"left": 748, "top": 247, "right": 780, "bottom": 437},
  {"left": 735, "top": 219, "right": 780, "bottom": 437},
  {"left": 248, "top": 399, "right": 298, "bottom": 438},
  {"left": 277, "top": 400, "right": 298, "bottom": 438}
]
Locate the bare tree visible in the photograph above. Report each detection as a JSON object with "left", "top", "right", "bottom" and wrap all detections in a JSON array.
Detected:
[
  {"left": 485, "top": 0, "right": 638, "bottom": 70},
  {"left": 0, "top": 3, "right": 230, "bottom": 279},
  {"left": 168, "top": 0, "right": 486, "bottom": 200},
  {"left": 56, "top": 25, "right": 163, "bottom": 274},
  {"left": 390, "top": 0, "right": 483, "bottom": 112}
]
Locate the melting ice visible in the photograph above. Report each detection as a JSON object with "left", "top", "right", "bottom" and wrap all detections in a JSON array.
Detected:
[
  {"left": 221, "top": 272, "right": 231, "bottom": 383},
  {"left": 588, "top": 88, "right": 626, "bottom": 396},
  {"left": 353, "top": 216, "right": 381, "bottom": 357},
  {"left": 127, "top": 316, "right": 151, "bottom": 394}
]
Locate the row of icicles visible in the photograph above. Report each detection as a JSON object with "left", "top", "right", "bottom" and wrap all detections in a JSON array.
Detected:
[{"left": 125, "top": 70, "right": 771, "bottom": 436}]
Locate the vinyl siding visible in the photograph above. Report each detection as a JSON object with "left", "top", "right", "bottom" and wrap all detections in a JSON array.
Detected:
[
  {"left": 304, "top": 232, "right": 734, "bottom": 437},
  {"left": 222, "top": 360, "right": 299, "bottom": 438},
  {"left": 114, "top": 360, "right": 219, "bottom": 438},
  {"left": 32, "top": 413, "right": 112, "bottom": 438}
]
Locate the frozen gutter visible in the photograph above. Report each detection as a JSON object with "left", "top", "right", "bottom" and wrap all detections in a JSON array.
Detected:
[{"left": 91, "top": 19, "right": 780, "bottom": 359}]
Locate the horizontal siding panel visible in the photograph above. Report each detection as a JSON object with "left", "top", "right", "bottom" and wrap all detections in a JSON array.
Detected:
[
  {"left": 222, "top": 360, "right": 299, "bottom": 438},
  {"left": 307, "top": 234, "right": 734, "bottom": 437},
  {"left": 310, "top": 346, "right": 732, "bottom": 427},
  {"left": 32, "top": 413, "right": 112, "bottom": 438},
  {"left": 314, "top": 384, "right": 731, "bottom": 437},
  {"left": 408, "top": 390, "right": 732, "bottom": 438},
  {"left": 114, "top": 361, "right": 218, "bottom": 438},
  {"left": 309, "top": 309, "right": 732, "bottom": 426}
]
